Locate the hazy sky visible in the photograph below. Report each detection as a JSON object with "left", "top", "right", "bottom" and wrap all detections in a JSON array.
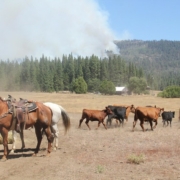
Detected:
[{"left": 0, "top": 0, "right": 179, "bottom": 60}]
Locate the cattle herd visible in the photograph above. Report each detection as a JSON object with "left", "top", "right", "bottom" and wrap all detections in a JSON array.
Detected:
[{"left": 78, "top": 105, "right": 175, "bottom": 131}]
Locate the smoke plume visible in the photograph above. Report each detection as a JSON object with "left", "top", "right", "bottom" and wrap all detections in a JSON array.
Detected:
[{"left": 0, "top": 0, "right": 119, "bottom": 60}]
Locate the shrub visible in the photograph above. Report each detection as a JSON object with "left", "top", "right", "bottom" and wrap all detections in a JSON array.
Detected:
[
  {"left": 99, "top": 80, "right": 115, "bottom": 95},
  {"left": 72, "top": 77, "right": 87, "bottom": 94},
  {"left": 96, "top": 165, "right": 104, "bottom": 173},
  {"left": 127, "top": 154, "right": 145, "bottom": 164},
  {"left": 157, "top": 85, "right": 180, "bottom": 98},
  {"left": 128, "top": 77, "right": 147, "bottom": 94}
]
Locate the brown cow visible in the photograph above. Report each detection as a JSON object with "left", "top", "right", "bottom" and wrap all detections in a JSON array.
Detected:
[
  {"left": 132, "top": 106, "right": 164, "bottom": 132},
  {"left": 78, "top": 107, "right": 112, "bottom": 130}
]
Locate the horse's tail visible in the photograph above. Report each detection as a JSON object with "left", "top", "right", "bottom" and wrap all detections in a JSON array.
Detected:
[{"left": 58, "top": 105, "right": 71, "bottom": 134}]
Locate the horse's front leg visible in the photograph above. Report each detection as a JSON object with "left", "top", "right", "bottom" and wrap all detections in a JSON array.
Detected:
[
  {"left": 10, "top": 130, "right": 17, "bottom": 153},
  {"left": 1, "top": 127, "right": 9, "bottom": 161},
  {"left": 19, "top": 129, "right": 25, "bottom": 150}
]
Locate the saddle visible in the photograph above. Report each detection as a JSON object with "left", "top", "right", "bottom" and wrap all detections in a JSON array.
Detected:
[{"left": 6, "top": 95, "right": 37, "bottom": 132}]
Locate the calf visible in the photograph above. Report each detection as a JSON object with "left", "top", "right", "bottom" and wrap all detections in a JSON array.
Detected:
[
  {"left": 162, "top": 111, "right": 175, "bottom": 127},
  {"left": 78, "top": 107, "right": 112, "bottom": 130},
  {"left": 133, "top": 106, "right": 164, "bottom": 131},
  {"left": 107, "top": 106, "right": 127, "bottom": 127}
]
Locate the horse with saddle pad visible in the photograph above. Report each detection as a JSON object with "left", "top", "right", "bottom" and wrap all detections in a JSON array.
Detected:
[
  {"left": 11, "top": 101, "right": 71, "bottom": 152},
  {"left": 0, "top": 95, "right": 54, "bottom": 160}
]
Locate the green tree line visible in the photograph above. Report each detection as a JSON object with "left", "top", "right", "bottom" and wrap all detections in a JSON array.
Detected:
[{"left": 0, "top": 54, "right": 144, "bottom": 93}]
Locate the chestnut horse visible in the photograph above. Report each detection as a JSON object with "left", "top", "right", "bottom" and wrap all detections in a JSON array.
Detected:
[
  {"left": 0, "top": 97, "right": 54, "bottom": 161},
  {"left": 11, "top": 102, "right": 71, "bottom": 152}
]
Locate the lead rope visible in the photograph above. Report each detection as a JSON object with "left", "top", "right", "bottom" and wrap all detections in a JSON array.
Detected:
[{"left": 0, "top": 112, "right": 9, "bottom": 119}]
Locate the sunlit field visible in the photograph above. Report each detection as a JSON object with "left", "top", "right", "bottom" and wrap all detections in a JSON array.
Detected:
[{"left": 0, "top": 91, "right": 180, "bottom": 180}]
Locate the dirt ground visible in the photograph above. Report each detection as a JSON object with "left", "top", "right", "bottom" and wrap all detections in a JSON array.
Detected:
[{"left": 0, "top": 92, "right": 180, "bottom": 180}]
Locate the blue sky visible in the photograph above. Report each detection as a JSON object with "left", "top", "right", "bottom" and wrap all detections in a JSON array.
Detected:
[{"left": 96, "top": 0, "right": 180, "bottom": 41}]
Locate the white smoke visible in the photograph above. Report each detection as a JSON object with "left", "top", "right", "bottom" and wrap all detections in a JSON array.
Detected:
[{"left": 0, "top": 0, "right": 119, "bottom": 60}]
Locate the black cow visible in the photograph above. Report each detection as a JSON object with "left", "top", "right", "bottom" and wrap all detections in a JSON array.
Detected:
[
  {"left": 107, "top": 106, "right": 127, "bottom": 127},
  {"left": 162, "top": 111, "right": 175, "bottom": 127}
]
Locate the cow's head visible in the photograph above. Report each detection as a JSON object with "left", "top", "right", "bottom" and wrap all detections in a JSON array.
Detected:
[
  {"left": 130, "top": 104, "right": 136, "bottom": 113},
  {"left": 105, "top": 107, "right": 113, "bottom": 114},
  {"left": 172, "top": 111, "right": 175, "bottom": 118},
  {"left": 157, "top": 107, "right": 164, "bottom": 117}
]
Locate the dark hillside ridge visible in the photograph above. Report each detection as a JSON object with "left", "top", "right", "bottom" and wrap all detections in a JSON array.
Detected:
[{"left": 114, "top": 40, "right": 180, "bottom": 90}]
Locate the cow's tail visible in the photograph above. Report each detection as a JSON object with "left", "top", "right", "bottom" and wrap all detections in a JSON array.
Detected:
[{"left": 58, "top": 105, "right": 71, "bottom": 134}]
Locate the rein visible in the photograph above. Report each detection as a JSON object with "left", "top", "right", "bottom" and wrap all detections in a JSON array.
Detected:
[
  {"left": 0, "top": 112, "right": 10, "bottom": 119},
  {"left": 0, "top": 102, "right": 12, "bottom": 119}
]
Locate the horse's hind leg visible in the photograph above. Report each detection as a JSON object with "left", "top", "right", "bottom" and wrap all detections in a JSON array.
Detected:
[
  {"left": 33, "top": 124, "right": 43, "bottom": 156},
  {"left": 51, "top": 124, "right": 59, "bottom": 150},
  {"left": 44, "top": 126, "right": 54, "bottom": 155}
]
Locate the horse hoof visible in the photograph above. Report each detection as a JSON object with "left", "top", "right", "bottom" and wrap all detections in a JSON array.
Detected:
[
  {"left": 32, "top": 153, "right": 37, "bottom": 157},
  {"left": 10, "top": 150, "right": 15, "bottom": 154},
  {"left": 1, "top": 157, "right": 7, "bottom": 162},
  {"left": 46, "top": 153, "right": 50, "bottom": 157}
]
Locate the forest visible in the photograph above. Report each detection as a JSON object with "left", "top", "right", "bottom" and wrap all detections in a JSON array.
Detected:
[
  {"left": 115, "top": 40, "right": 180, "bottom": 90},
  {"left": 0, "top": 40, "right": 180, "bottom": 93},
  {"left": 0, "top": 54, "right": 143, "bottom": 93}
]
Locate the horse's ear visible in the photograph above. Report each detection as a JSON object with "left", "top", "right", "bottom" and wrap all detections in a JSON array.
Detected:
[
  {"left": 19, "top": 98, "right": 23, "bottom": 100},
  {"left": 8, "top": 95, "right": 12, "bottom": 98}
]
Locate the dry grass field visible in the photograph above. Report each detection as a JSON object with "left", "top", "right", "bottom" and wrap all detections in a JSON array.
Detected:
[{"left": 0, "top": 91, "right": 180, "bottom": 180}]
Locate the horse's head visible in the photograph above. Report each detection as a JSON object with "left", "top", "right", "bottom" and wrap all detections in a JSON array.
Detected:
[{"left": 7, "top": 95, "right": 16, "bottom": 103}]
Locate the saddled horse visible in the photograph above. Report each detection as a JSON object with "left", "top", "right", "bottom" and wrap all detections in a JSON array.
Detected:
[
  {"left": 0, "top": 96, "right": 54, "bottom": 160},
  {"left": 11, "top": 102, "right": 71, "bottom": 152}
]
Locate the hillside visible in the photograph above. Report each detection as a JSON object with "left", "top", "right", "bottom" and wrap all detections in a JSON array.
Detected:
[{"left": 114, "top": 40, "right": 180, "bottom": 90}]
